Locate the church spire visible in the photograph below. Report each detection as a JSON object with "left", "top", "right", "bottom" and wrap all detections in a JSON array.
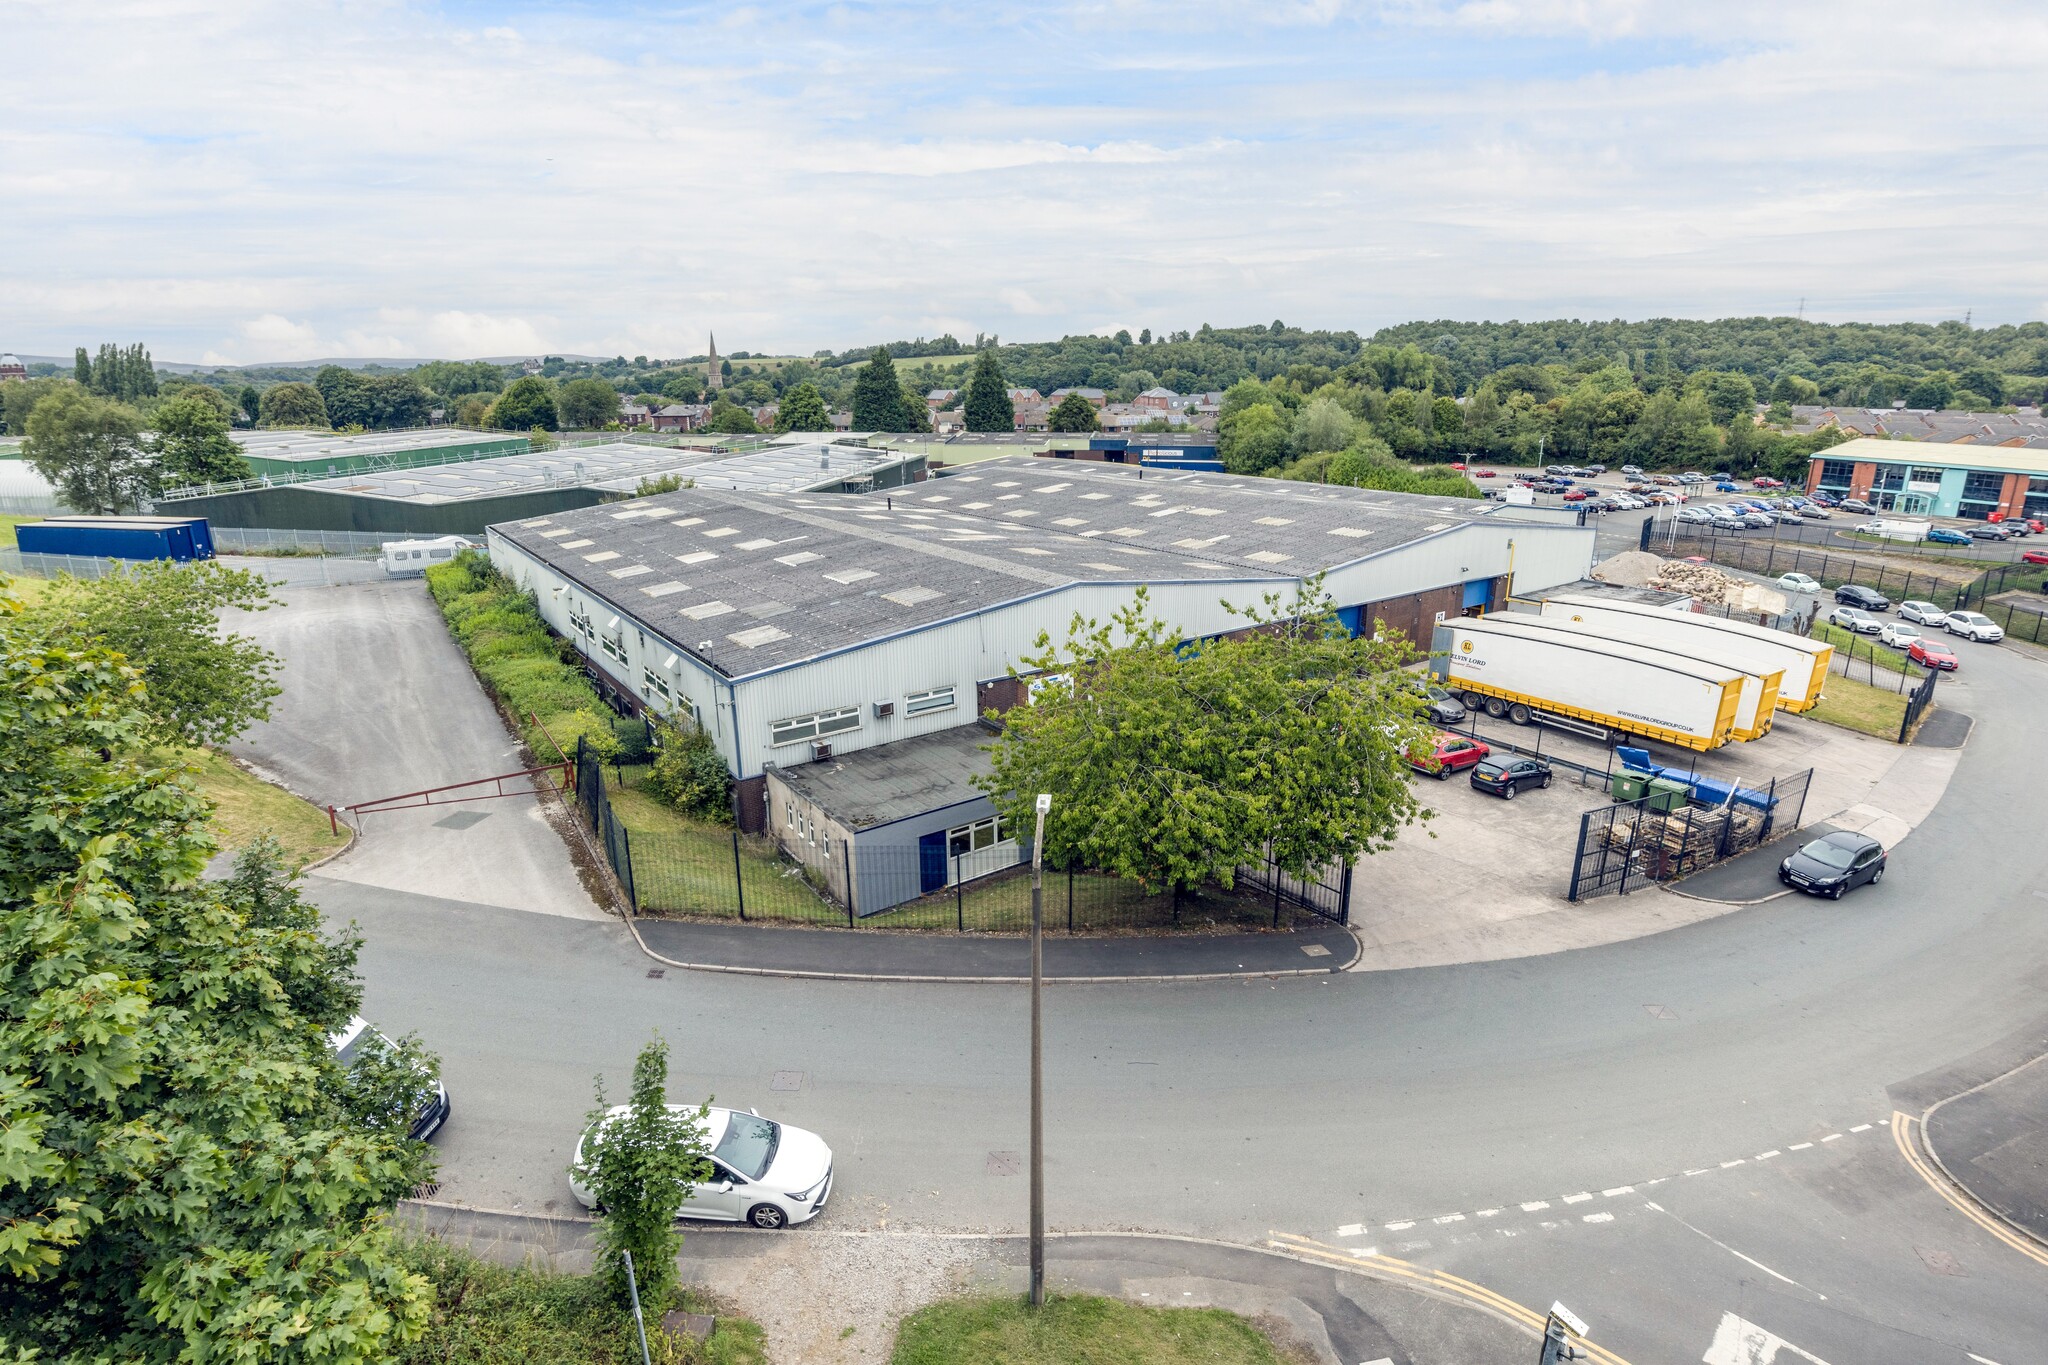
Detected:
[{"left": 707, "top": 332, "right": 723, "bottom": 390}]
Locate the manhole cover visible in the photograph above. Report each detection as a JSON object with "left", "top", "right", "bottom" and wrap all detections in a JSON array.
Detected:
[
  {"left": 646, "top": 968, "right": 666, "bottom": 979},
  {"left": 986, "top": 1151, "right": 1022, "bottom": 1176},
  {"left": 411, "top": 1181, "right": 441, "bottom": 1200},
  {"left": 1300, "top": 944, "right": 1332, "bottom": 957},
  {"left": 1916, "top": 1246, "right": 1966, "bottom": 1276},
  {"left": 432, "top": 810, "right": 491, "bottom": 830},
  {"left": 771, "top": 1070, "right": 804, "bottom": 1092},
  {"left": 1643, "top": 1004, "right": 1677, "bottom": 1020}
]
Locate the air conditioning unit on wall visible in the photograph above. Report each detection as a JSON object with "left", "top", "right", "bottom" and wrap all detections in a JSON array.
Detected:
[
  {"left": 873, "top": 700, "right": 895, "bottom": 719},
  {"left": 811, "top": 740, "right": 832, "bottom": 762}
]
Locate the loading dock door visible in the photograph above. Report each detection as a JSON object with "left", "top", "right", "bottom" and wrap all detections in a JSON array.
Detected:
[
  {"left": 1461, "top": 578, "right": 1493, "bottom": 615},
  {"left": 1336, "top": 605, "right": 1365, "bottom": 637},
  {"left": 918, "top": 832, "right": 947, "bottom": 894}
]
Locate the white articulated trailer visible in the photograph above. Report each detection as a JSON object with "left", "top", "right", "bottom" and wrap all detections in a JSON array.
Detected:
[
  {"left": 1494, "top": 613, "right": 1784, "bottom": 741},
  {"left": 1431, "top": 615, "right": 1746, "bottom": 751},
  {"left": 1538, "top": 593, "right": 1834, "bottom": 713}
]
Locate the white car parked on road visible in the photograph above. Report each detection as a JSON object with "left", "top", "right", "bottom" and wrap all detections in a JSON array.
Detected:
[
  {"left": 1899, "top": 600, "right": 1948, "bottom": 626},
  {"left": 1944, "top": 611, "right": 2005, "bottom": 642},
  {"left": 1878, "top": 622, "right": 1922, "bottom": 649},
  {"left": 1825, "top": 606, "right": 1882, "bottom": 635},
  {"left": 1776, "top": 572, "right": 1821, "bottom": 594},
  {"left": 570, "top": 1104, "right": 834, "bottom": 1229}
]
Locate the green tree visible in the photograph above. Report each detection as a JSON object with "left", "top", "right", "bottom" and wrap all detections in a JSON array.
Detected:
[
  {"left": 368, "top": 373, "right": 434, "bottom": 428},
  {"left": 851, "top": 347, "right": 906, "bottom": 430},
  {"left": 0, "top": 376, "right": 65, "bottom": 439},
  {"left": 316, "top": 365, "right": 375, "bottom": 427},
  {"left": 896, "top": 385, "right": 933, "bottom": 432},
  {"left": 705, "top": 399, "right": 760, "bottom": 434},
  {"left": 28, "top": 560, "right": 282, "bottom": 747},
  {"left": 978, "top": 586, "right": 1434, "bottom": 892},
  {"left": 557, "top": 377, "right": 623, "bottom": 430},
  {"left": 23, "top": 386, "right": 156, "bottom": 513},
  {"left": 151, "top": 390, "right": 253, "bottom": 485},
  {"left": 1956, "top": 365, "right": 2005, "bottom": 406},
  {"left": 73, "top": 346, "right": 92, "bottom": 386},
  {"left": 962, "top": 350, "right": 1015, "bottom": 433},
  {"left": 486, "top": 376, "right": 559, "bottom": 430},
  {"left": 774, "top": 380, "right": 832, "bottom": 433},
  {"left": 1691, "top": 370, "right": 1758, "bottom": 427},
  {"left": 576, "top": 1035, "right": 711, "bottom": 1307},
  {"left": 234, "top": 383, "right": 262, "bottom": 424},
  {"left": 1903, "top": 374, "right": 1955, "bottom": 409},
  {"left": 1217, "top": 401, "right": 1290, "bottom": 474},
  {"left": 258, "top": 381, "right": 329, "bottom": 428},
  {"left": 0, "top": 584, "right": 434, "bottom": 1359},
  {"left": 646, "top": 717, "right": 733, "bottom": 819},
  {"left": 1048, "top": 391, "right": 1101, "bottom": 432},
  {"left": 1290, "top": 396, "right": 1355, "bottom": 455}
]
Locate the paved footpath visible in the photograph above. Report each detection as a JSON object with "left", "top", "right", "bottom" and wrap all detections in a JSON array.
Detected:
[
  {"left": 1924, "top": 1049, "right": 2048, "bottom": 1246},
  {"left": 631, "top": 916, "right": 1359, "bottom": 980}
]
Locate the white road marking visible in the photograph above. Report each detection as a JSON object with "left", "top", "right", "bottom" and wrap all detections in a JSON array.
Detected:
[
  {"left": 1967, "top": 1354, "right": 2005, "bottom": 1365},
  {"left": 1382, "top": 1220, "right": 1414, "bottom": 1231},
  {"left": 1821, "top": 1134, "right": 1842, "bottom": 1142},
  {"left": 1563, "top": 1191, "right": 1594, "bottom": 1203},
  {"left": 1849, "top": 1124, "right": 1872, "bottom": 1133},
  {"left": 1362, "top": 1357, "right": 1395, "bottom": 1364},
  {"left": 1434, "top": 1213, "right": 1465, "bottom": 1224},
  {"left": 1335, "top": 1223, "right": 1365, "bottom": 1238},
  {"left": 1702, "top": 1311, "right": 1836, "bottom": 1364},
  {"left": 1521, "top": 1200, "right": 1550, "bottom": 1211},
  {"left": 1684, "top": 1168, "right": 1710, "bottom": 1176},
  {"left": 1721, "top": 1159, "right": 1747, "bottom": 1168},
  {"left": 1602, "top": 1185, "right": 1635, "bottom": 1196},
  {"left": 1647, "top": 1204, "right": 1826, "bottom": 1301},
  {"left": 1475, "top": 1208, "right": 1501, "bottom": 1217},
  {"left": 1789, "top": 1142, "right": 1813, "bottom": 1151},
  {"left": 1757, "top": 1150, "right": 1781, "bottom": 1160},
  {"left": 1583, "top": 1212, "right": 1614, "bottom": 1223}
]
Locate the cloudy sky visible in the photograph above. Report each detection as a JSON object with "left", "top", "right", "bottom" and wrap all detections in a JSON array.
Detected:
[{"left": 6, "top": 1, "right": 2047, "bottom": 365}]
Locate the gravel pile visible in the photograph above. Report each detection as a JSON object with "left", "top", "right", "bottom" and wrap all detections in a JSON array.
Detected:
[
  {"left": 690, "top": 1231, "right": 990, "bottom": 1365},
  {"left": 1647, "top": 560, "right": 1787, "bottom": 614},
  {"left": 1589, "top": 550, "right": 1663, "bottom": 587}
]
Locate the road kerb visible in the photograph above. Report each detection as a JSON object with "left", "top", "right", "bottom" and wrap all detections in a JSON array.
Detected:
[{"left": 1890, "top": 1111, "right": 2048, "bottom": 1269}]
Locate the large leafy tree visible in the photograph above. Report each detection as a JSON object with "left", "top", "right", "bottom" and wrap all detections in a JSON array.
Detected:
[
  {"left": 1047, "top": 391, "right": 1100, "bottom": 432},
  {"left": 850, "top": 347, "right": 905, "bottom": 430},
  {"left": 257, "top": 381, "right": 329, "bottom": 429},
  {"left": 0, "top": 580, "right": 435, "bottom": 1360},
  {"left": 26, "top": 560, "right": 282, "bottom": 748},
  {"left": 773, "top": 380, "right": 832, "bottom": 433},
  {"left": 23, "top": 386, "right": 156, "bottom": 514},
  {"left": 556, "top": 377, "right": 622, "bottom": 430},
  {"left": 486, "top": 376, "right": 559, "bottom": 430},
  {"left": 368, "top": 373, "right": 434, "bottom": 429},
  {"left": 977, "top": 585, "right": 1435, "bottom": 891},
  {"left": 151, "top": 391, "right": 252, "bottom": 486},
  {"left": 962, "top": 350, "right": 1015, "bottom": 432},
  {"left": 1217, "top": 401, "right": 1290, "bottom": 474},
  {"left": 705, "top": 399, "right": 760, "bottom": 434},
  {"left": 576, "top": 1035, "right": 710, "bottom": 1308},
  {"left": 315, "top": 365, "right": 375, "bottom": 428}
]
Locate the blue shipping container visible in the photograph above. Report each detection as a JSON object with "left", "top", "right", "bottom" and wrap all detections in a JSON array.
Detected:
[{"left": 17, "top": 516, "right": 216, "bottom": 562}]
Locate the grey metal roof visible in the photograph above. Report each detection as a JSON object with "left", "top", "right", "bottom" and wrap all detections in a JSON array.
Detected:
[
  {"left": 618, "top": 443, "right": 921, "bottom": 494},
  {"left": 230, "top": 428, "right": 511, "bottom": 462},
  {"left": 492, "top": 455, "right": 1519, "bottom": 678},
  {"left": 299, "top": 442, "right": 718, "bottom": 504},
  {"left": 774, "top": 724, "right": 997, "bottom": 829}
]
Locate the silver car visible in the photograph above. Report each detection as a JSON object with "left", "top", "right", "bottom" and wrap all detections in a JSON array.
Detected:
[
  {"left": 1899, "top": 600, "right": 1947, "bottom": 626},
  {"left": 1944, "top": 611, "right": 2005, "bottom": 642},
  {"left": 570, "top": 1104, "right": 834, "bottom": 1229},
  {"left": 1826, "top": 605, "right": 1881, "bottom": 635}
]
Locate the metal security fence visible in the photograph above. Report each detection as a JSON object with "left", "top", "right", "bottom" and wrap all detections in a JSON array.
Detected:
[
  {"left": 571, "top": 738, "right": 1340, "bottom": 933},
  {"left": 0, "top": 548, "right": 127, "bottom": 580},
  {"left": 1658, "top": 521, "right": 1977, "bottom": 608},
  {"left": 1566, "top": 767, "right": 1813, "bottom": 901},
  {"left": 212, "top": 527, "right": 391, "bottom": 556},
  {"left": 1899, "top": 665, "right": 1939, "bottom": 742}
]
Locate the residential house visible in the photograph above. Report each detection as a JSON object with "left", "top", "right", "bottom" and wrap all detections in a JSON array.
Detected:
[
  {"left": 926, "top": 389, "right": 958, "bottom": 410},
  {"left": 651, "top": 403, "right": 709, "bottom": 433},
  {"left": 1134, "top": 386, "right": 1180, "bottom": 411},
  {"left": 1006, "top": 387, "right": 1045, "bottom": 405},
  {"left": 618, "top": 402, "right": 652, "bottom": 429},
  {"left": 1048, "top": 387, "right": 1107, "bottom": 407},
  {"left": 1012, "top": 403, "right": 1052, "bottom": 433},
  {"left": 0, "top": 354, "right": 26, "bottom": 382}
]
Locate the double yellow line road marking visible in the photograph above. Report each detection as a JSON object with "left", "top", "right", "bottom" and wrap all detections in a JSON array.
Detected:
[
  {"left": 1891, "top": 1111, "right": 2048, "bottom": 1270},
  {"left": 1265, "top": 1230, "right": 1634, "bottom": 1365}
]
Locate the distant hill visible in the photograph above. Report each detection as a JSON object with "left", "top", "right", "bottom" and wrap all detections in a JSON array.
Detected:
[{"left": 2, "top": 353, "right": 614, "bottom": 373}]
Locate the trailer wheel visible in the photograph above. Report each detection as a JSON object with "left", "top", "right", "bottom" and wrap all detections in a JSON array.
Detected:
[
  {"left": 1462, "top": 691, "right": 1486, "bottom": 710},
  {"left": 1485, "top": 697, "right": 1508, "bottom": 719},
  {"left": 1508, "top": 703, "right": 1532, "bottom": 725}
]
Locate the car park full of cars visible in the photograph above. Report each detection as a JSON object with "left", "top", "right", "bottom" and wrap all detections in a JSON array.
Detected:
[
  {"left": 1779, "top": 831, "right": 1886, "bottom": 899},
  {"left": 1469, "top": 754, "right": 1553, "bottom": 800},
  {"left": 1908, "top": 637, "right": 1958, "bottom": 670},
  {"left": 571, "top": 1103, "right": 834, "bottom": 1229},
  {"left": 1834, "top": 584, "right": 1890, "bottom": 611},
  {"left": 1408, "top": 731, "right": 1490, "bottom": 778},
  {"left": 1945, "top": 611, "right": 2005, "bottom": 642}
]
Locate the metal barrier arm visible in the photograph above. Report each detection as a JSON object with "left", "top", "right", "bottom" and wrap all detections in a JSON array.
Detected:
[{"left": 331, "top": 761, "right": 573, "bottom": 832}]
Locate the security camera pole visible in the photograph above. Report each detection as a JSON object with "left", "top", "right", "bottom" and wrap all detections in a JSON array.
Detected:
[{"left": 1028, "top": 791, "right": 1052, "bottom": 1309}]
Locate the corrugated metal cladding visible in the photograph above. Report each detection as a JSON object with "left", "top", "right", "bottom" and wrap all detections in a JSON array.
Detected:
[{"left": 489, "top": 518, "right": 1593, "bottom": 783}]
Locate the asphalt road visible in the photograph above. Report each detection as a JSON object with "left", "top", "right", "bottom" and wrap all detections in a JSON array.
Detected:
[{"left": 263, "top": 575, "right": 2048, "bottom": 1363}]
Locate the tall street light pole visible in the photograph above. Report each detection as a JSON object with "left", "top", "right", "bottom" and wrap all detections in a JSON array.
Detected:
[{"left": 1028, "top": 791, "right": 1051, "bottom": 1310}]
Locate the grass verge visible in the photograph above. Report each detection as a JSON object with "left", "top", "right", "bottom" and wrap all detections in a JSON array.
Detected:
[
  {"left": 1809, "top": 673, "right": 1909, "bottom": 740},
  {"left": 889, "top": 1293, "right": 1308, "bottom": 1365},
  {"left": 1810, "top": 622, "right": 1913, "bottom": 675},
  {"left": 394, "top": 1236, "right": 767, "bottom": 1365},
  {"left": 182, "top": 747, "right": 352, "bottom": 868},
  {"left": 0, "top": 513, "right": 35, "bottom": 548}
]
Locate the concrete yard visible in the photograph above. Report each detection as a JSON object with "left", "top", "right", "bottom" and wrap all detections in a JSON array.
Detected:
[
  {"left": 1347, "top": 704, "right": 1962, "bottom": 970},
  {"left": 227, "top": 578, "right": 605, "bottom": 920}
]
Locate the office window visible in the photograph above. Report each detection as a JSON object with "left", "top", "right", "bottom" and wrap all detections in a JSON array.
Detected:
[
  {"left": 905, "top": 685, "right": 956, "bottom": 716},
  {"left": 946, "top": 815, "right": 1010, "bottom": 859},
  {"left": 1814, "top": 459, "right": 1855, "bottom": 493},
  {"left": 770, "top": 706, "right": 861, "bottom": 747},
  {"left": 642, "top": 668, "right": 671, "bottom": 701},
  {"left": 599, "top": 634, "right": 627, "bottom": 664}
]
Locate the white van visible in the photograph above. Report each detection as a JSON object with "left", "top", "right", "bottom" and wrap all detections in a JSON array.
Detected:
[{"left": 381, "top": 536, "right": 473, "bottom": 576}]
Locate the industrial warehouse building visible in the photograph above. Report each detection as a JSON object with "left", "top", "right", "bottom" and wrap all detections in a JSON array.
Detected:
[
  {"left": 486, "top": 456, "right": 1597, "bottom": 913},
  {"left": 163, "top": 440, "right": 924, "bottom": 535},
  {"left": 1806, "top": 436, "right": 2048, "bottom": 520},
  {"left": 228, "top": 428, "right": 530, "bottom": 478}
]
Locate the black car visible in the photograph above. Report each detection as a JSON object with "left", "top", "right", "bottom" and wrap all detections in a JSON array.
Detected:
[
  {"left": 1422, "top": 685, "right": 1467, "bottom": 726},
  {"left": 1966, "top": 524, "right": 2010, "bottom": 540},
  {"left": 1834, "top": 584, "right": 1891, "bottom": 611},
  {"left": 1469, "top": 755, "right": 1552, "bottom": 800},
  {"left": 1778, "top": 831, "right": 1886, "bottom": 899}
]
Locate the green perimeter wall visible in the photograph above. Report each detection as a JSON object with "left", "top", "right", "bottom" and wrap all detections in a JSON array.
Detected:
[{"left": 162, "top": 484, "right": 611, "bottom": 535}]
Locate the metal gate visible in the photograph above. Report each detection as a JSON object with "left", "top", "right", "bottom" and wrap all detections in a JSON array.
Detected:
[{"left": 1566, "top": 768, "right": 1812, "bottom": 901}]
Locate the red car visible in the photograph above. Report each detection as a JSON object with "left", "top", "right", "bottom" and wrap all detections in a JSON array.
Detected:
[
  {"left": 1908, "top": 638, "right": 1958, "bottom": 671},
  {"left": 1450, "top": 462, "right": 1467, "bottom": 471},
  {"left": 2021, "top": 549, "right": 2048, "bottom": 565},
  {"left": 1561, "top": 489, "right": 1589, "bottom": 502},
  {"left": 1474, "top": 469, "right": 1497, "bottom": 478},
  {"left": 1752, "top": 476, "right": 1784, "bottom": 489},
  {"left": 1407, "top": 732, "right": 1490, "bottom": 779}
]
